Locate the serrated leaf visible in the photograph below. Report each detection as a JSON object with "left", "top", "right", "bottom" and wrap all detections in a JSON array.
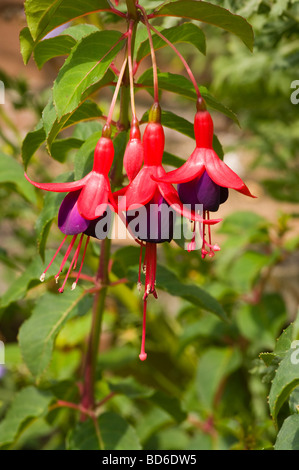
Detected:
[
  {"left": 138, "top": 69, "right": 239, "bottom": 124},
  {"left": 33, "top": 24, "right": 99, "bottom": 69},
  {"left": 274, "top": 414, "right": 299, "bottom": 450},
  {"left": 53, "top": 30, "right": 124, "bottom": 119},
  {"left": 66, "top": 412, "right": 141, "bottom": 450},
  {"left": 24, "top": 0, "right": 110, "bottom": 41},
  {"left": 0, "top": 386, "right": 53, "bottom": 448},
  {"left": 269, "top": 347, "right": 299, "bottom": 426},
  {"left": 19, "top": 288, "right": 92, "bottom": 378},
  {"left": 0, "top": 152, "right": 36, "bottom": 203},
  {"left": 154, "top": 0, "right": 254, "bottom": 51},
  {"left": 136, "top": 22, "right": 206, "bottom": 63}
]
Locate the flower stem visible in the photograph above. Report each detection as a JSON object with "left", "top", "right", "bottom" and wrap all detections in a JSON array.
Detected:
[
  {"left": 137, "top": 3, "right": 159, "bottom": 104},
  {"left": 146, "top": 22, "right": 202, "bottom": 99}
]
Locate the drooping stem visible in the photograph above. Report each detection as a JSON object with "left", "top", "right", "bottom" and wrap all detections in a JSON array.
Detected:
[
  {"left": 146, "top": 22, "right": 202, "bottom": 99},
  {"left": 136, "top": 2, "right": 159, "bottom": 104},
  {"left": 106, "top": 57, "right": 128, "bottom": 128},
  {"left": 128, "top": 19, "right": 137, "bottom": 119}
]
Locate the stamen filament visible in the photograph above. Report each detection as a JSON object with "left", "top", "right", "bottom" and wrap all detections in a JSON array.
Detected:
[
  {"left": 72, "top": 236, "right": 90, "bottom": 290},
  {"left": 55, "top": 235, "right": 78, "bottom": 281},
  {"left": 139, "top": 299, "right": 148, "bottom": 361},
  {"left": 58, "top": 236, "right": 82, "bottom": 293},
  {"left": 40, "top": 234, "right": 68, "bottom": 281}
]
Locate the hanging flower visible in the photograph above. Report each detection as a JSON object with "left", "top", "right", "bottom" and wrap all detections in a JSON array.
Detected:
[
  {"left": 153, "top": 99, "right": 256, "bottom": 256},
  {"left": 25, "top": 135, "right": 115, "bottom": 290},
  {"left": 115, "top": 104, "right": 221, "bottom": 360}
]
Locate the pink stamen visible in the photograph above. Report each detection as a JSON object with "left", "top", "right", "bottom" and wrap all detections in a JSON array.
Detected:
[
  {"left": 139, "top": 299, "right": 148, "bottom": 361},
  {"left": 137, "top": 242, "right": 144, "bottom": 292},
  {"left": 71, "top": 236, "right": 90, "bottom": 291},
  {"left": 58, "top": 234, "right": 84, "bottom": 293},
  {"left": 40, "top": 234, "right": 68, "bottom": 281},
  {"left": 55, "top": 235, "right": 78, "bottom": 282},
  {"left": 73, "top": 234, "right": 84, "bottom": 270}
]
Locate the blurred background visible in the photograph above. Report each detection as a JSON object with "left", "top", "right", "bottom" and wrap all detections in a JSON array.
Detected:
[{"left": 0, "top": 0, "right": 299, "bottom": 450}]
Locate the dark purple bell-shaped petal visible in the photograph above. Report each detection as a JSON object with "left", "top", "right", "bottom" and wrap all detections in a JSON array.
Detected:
[
  {"left": 58, "top": 191, "right": 90, "bottom": 235},
  {"left": 127, "top": 193, "right": 174, "bottom": 244},
  {"left": 195, "top": 171, "right": 229, "bottom": 212},
  {"left": 177, "top": 178, "right": 199, "bottom": 211}
]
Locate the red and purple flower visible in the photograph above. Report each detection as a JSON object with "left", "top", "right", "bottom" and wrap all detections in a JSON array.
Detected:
[
  {"left": 154, "top": 100, "right": 256, "bottom": 256},
  {"left": 25, "top": 136, "right": 115, "bottom": 291}
]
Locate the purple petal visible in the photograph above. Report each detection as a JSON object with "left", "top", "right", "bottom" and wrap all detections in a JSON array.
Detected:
[
  {"left": 58, "top": 191, "right": 90, "bottom": 235},
  {"left": 177, "top": 178, "right": 199, "bottom": 210},
  {"left": 195, "top": 171, "right": 222, "bottom": 212}
]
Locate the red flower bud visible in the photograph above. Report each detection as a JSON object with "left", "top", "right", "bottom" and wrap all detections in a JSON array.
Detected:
[{"left": 123, "top": 120, "right": 144, "bottom": 181}]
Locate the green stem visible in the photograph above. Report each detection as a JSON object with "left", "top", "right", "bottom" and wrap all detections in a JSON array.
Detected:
[
  {"left": 80, "top": 238, "right": 111, "bottom": 416},
  {"left": 126, "top": 0, "right": 138, "bottom": 20},
  {"left": 80, "top": 0, "right": 137, "bottom": 423}
]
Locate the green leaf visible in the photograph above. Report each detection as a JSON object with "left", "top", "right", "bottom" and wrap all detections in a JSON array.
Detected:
[
  {"left": 50, "top": 137, "right": 83, "bottom": 162},
  {"left": 74, "top": 131, "right": 101, "bottom": 180},
  {"left": 33, "top": 24, "right": 99, "bottom": 69},
  {"left": 196, "top": 346, "right": 242, "bottom": 410},
  {"left": 19, "top": 288, "right": 92, "bottom": 378},
  {"left": 151, "top": 391, "right": 187, "bottom": 423},
  {"left": 128, "top": 264, "right": 228, "bottom": 322},
  {"left": 43, "top": 97, "right": 104, "bottom": 153},
  {"left": 0, "top": 249, "right": 63, "bottom": 314},
  {"left": 34, "top": 35, "right": 76, "bottom": 69},
  {"left": 108, "top": 376, "right": 154, "bottom": 399},
  {"left": 236, "top": 293, "right": 287, "bottom": 350},
  {"left": 67, "top": 412, "right": 141, "bottom": 450},
  {"left": 138, "top": 69, "right": 239, "bottom": 124},
  {"left": 0, "top": 152, "right": 36, "bottom": 203},
  {"left": 275, "top": 414, "right": 299, "bottom": 450},
  {"left": 19, "top": 27, "right": 35, "bottom": 65},
  {"left": 22, "top": 101, "right": 103, "bottom": 167},
  {"left": 24, "top": 0, "right": 110, "bottom": 41},
  {"left": 136, "top": 22, "right": 206, "bottom": 63},
  {"left": 269, "top": 347, "right": 299, "bottom": 426},
  {"left": 0, "top": 386, "right": 53, "bottom": 448},
  {"left": 53, "top": 30, "right": 123, "bottom": 119},
  {"left": 154, "top": 0, "right": 254, "bottom": 51}
]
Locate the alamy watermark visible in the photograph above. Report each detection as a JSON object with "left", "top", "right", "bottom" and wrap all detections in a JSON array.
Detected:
[
  {"left": 290, "top": 80, "right": 299, "bottom": 105},
  {"left": 0, "top": 81, "right": 5, "bottom": 105},
  {"left": 91, "top": 200, "right": 206, "bottom": 251},
  {"left": 0, "top": 341, "right": 5, "bottom": 365}
]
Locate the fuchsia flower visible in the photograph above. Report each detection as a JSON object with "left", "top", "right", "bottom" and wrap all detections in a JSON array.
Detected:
[
  {"left": 116, "top": 105, "right": 221, "bottom": 361},
  {"left": 25, "top": 136, "right": 115, "bottom": 291},
  {"left": 154, "top": 100, "right": 256, "bottom": 256}
]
